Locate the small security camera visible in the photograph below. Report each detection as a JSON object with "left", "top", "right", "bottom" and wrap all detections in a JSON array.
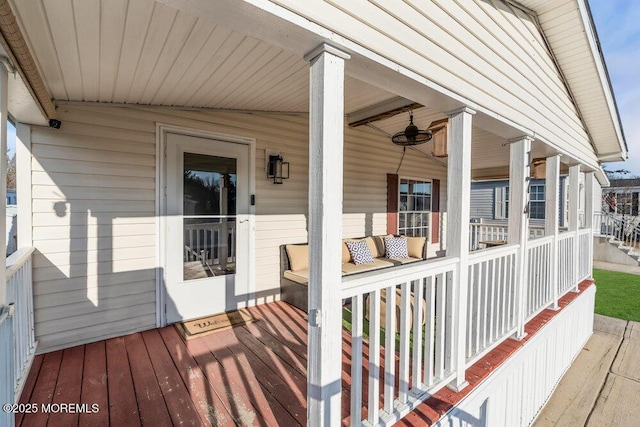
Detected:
[{"left": 48, "top": 119, "right": 61, "bottom": 129}]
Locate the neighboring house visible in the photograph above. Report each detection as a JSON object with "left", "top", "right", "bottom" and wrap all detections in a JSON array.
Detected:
[
  {"left": 470, "top": 174, "right": 602, "bottom": 227},
  {"left": 603, "top": 178, "right": 640, "bottom": 215},
  {"left": 0, "top": 1, "right": 628, "bottom": 426}
]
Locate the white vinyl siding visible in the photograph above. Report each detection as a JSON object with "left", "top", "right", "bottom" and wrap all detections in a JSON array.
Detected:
[
  {"left": 28, "top": 104, "right": 448, "bottom": 352},
  {"left": 271, "top": 0, "right": 598, "bottom": 169}
]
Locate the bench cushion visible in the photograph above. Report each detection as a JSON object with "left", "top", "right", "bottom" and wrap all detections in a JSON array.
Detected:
[{"left": 285, "top": 244, "right": 309, "bottom": 272}]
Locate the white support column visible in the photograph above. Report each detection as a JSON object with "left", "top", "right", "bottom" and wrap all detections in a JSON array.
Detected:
[
  {"left": 0, "top": 64, "right": 7, "bottom": 308},
  {"left": 305, "top": 43, "right": 349, "bottom": 427},
  {"left": 508, "top": 136, "right": 532, "bottom": 340},
  {"left": 584, "top": 172, "right": 595, "bottom": 278},
  {"left": 568, "top": 165, "right": 580, "bottom": 291},
  {"left": 445, "top": 106, "right": 475, "bottom": 392},
  {"left": 545, "top": 155, "right": 560, "bottom": 310}
]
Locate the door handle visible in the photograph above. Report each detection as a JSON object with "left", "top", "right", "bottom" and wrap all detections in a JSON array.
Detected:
[{"left": 239, "top": 219, "right": 249, "bottom": 223}]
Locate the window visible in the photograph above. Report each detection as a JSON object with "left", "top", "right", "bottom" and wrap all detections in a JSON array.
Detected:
[
  {"left": 529, "top": 184, "right": 545, "bottom": 219},
  {"left": 398, "top": 178, "right": 431, "bottom": 237},
  {"left": 495, "top": 186, "right": 509, "bottom": 219}
]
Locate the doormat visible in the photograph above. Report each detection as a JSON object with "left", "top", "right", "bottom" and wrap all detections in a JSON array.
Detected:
[{"left": 178, "top": 309, "right": 258, "bottom": 340}]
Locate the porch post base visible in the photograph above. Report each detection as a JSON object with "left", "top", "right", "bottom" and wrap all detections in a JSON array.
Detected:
[
  {"left": 447, "top": 379, "right": 469, "bottom": 393},
  {"left": 548, "top": 301, "right": 560, "bottom": 311},
  {"left": 510, "top": 331, "right": 528, "bottom": 341}
]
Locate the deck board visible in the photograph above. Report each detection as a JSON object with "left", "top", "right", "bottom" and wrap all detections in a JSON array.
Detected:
[
  {"left": 48, "top": 346, "right": 85, "bottom": 426},
  {"left": 78, "top": 341, "right": 108, "bottom": 427},
  {"left": 15, "top": 354, "right": 43, "bottom": 426},
  {"left": 106, "top": 337, "right": 140, "bottom": 427},
  {"left": 21, "top": 351, "right": 62, "bottom": 426},
  {"left": 141, "top": 329, "right": 208, "bottom": 426},
  {"left": 123, "top": 333, "right": 172, "bottom": 426},
  {"left": 16, "top": 284, "right": 592, "bottom": 426}
]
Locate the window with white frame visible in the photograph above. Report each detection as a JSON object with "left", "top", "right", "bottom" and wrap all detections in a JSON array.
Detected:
[
  {"left": 529, "top": 184, "right": 545, "bottom": 219},
  {"left": 399, "top": 178, "right": 431, "bottom": 237},
  {"left": 495, "top": 186, "right": 509, "bottom": 219}
]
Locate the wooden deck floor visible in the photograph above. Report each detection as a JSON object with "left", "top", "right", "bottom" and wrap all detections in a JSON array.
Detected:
[{"left": 17, "top": 281, "right": 593, "bottom": 426}]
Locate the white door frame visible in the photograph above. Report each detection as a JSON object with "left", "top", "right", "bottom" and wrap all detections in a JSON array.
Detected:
[{"left": 156, "top": 123, "right": 256, "bottom": 327}]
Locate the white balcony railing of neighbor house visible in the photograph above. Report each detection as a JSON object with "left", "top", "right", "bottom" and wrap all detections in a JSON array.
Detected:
[
  {"left": 594, "top": 212, "right": 640, "bottom": 255},
  {"left": 0, "top": 247, "right": 37, "bottom": 427},
  {"left": 340, "top": 225, "right": 592, "bottom": 426}
]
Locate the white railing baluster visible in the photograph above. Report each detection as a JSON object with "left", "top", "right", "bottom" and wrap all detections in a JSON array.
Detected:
[
  {"left": 383, "top": 285, "right": 396, "bottom": 414},
  {"left": 398, "top": 282, "right": 411, "bottom": 404},
  {"left": 412, "top": 279, "right": 424, "bottom": 390},
  {"left": 350, "top": 294, "right": 363, "bottom": 427},
  {"left": 368, "top": 289, "right": 381, "bottom": 425},
  {"left": 424, "top": 276, "right": 435, "bottom": 387},
  {"left": 466, "top": 264, "right": 475, "bottom": 359},
  {"left": 435, "top": 273, "right": 446, "bottom": 378}
]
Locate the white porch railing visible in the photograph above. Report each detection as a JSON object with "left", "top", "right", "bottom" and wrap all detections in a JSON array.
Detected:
[
  {"left": 594, "top": 212, "right": 640, "bottom": 255},
  {"left": 557, "top": 232, "right": 576, "bottom": 295},
  {"left": 1, "top": 247, "right": 36, "bottom": 427},
  {"left": 337, "top": 223, "right": 592, "bottom": 426},
  {"left": 469, "top": 221, "right": 545, "bottom": 251},
  {"left": 466, "top": 244, "right": 519, "bottom": 364},
  {"left": 525, "top": 235, "right": 555, "bottom": 321},
  {"left": 578, "top": 228, "right": 592, "bottom": 282},
  {"left": 184, "top": 220, "right": 236, "bottom": 266},
  {"left": 342, "top": 257, "right": 459, "bottom": 426}
]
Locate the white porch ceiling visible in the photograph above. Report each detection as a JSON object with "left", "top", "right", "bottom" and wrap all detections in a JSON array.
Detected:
[{"left": 8, "top": 0, "right": 396, "bottom": 114}]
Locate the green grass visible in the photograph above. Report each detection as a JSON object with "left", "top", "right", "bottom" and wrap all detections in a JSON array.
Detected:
[
  {"left": 342, "top": 306, "right": 417, "bottom": 350},
  {"left": 593, "top": 268, "right": 640, "bottom": 322}
]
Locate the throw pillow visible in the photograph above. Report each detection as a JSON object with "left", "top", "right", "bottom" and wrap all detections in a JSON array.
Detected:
[
  {"left": 406, "top": 236, "right": 426, "bottom": 259},
  {"left": 384, "top": 236, "right": 409, "bottom": 259},
  {"left": 345, "top": 240, "right": 375, "bottom": 265}
]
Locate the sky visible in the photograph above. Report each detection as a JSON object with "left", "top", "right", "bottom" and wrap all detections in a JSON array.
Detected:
[{"left": 589, "top": 0, "right": 640, "bottom": 177}]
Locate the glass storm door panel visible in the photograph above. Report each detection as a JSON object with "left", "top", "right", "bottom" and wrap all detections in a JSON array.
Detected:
[
  {"left": 165, "top": 133, "right": 250, "bottom": 323},
  {"left": 182, "top": 153, "right": 237, "bottom": 281}
]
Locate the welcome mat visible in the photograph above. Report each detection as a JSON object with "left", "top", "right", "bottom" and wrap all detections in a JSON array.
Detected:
[{"left": 178, "top": 309, "right": 258, "bottom": 340}]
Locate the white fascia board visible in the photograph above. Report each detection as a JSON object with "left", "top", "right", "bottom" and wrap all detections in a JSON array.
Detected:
[{"left": 576, "top": 0, "right": 628, "bottom": 159}]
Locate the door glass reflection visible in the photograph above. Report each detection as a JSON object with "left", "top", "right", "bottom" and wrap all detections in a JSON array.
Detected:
[{"left": 182, "top": 153, "right": 237, "bottom": 281}]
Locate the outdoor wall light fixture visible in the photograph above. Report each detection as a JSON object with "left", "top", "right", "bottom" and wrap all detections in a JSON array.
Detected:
[
  {"left": 391, "top": 113, "right": 433, "bottom": 146},
  {"left": 267, "top": 154, "right": 289, "bottom": 184}
]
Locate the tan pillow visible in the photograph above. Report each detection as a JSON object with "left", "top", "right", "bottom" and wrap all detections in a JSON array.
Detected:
[
  {"left": 285, "top": 244, "right": 309, "bottom": 271},
  {"left": 363, "top": 236, "right": 380, "bottom": 258},
  {"left": 406, "top": 236, "right": 426, "bottom": 259},
  {"left": 371, "top": 235, "right": 387, "bottom": 258}
]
